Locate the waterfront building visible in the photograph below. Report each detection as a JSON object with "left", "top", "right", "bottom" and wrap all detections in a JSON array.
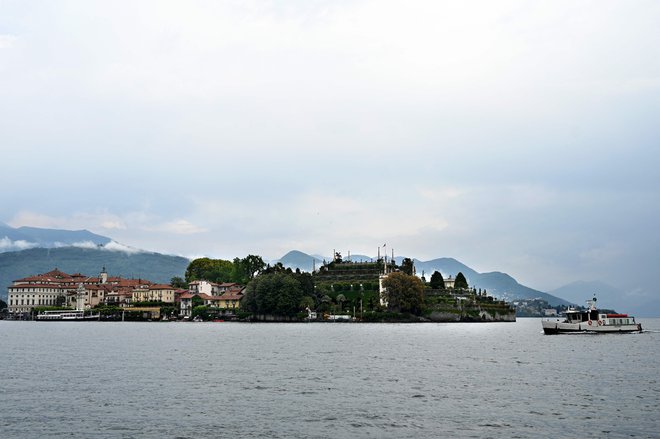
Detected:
[
  {"left": 7, "top": 269, "right": 71, "bottom": 315},
  {"left": 216, "top": 286, "right": 245, "bottom": 311},
  {"left": 6, "top": 268, "right": 160, "bottom": 317},
  {"left": 133, "top": 284, "right": 177, "bottom": 303},
  {"left": 188, "top": 280, "right": 215, "bottom": 296},
  {"left": 179, "top": 292, "right": 213, "bottom": 317}
]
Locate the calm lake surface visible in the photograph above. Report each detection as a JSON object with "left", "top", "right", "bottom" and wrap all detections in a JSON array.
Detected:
[{"left": 1, "top": 318, "right": 659, "bottom": 438}]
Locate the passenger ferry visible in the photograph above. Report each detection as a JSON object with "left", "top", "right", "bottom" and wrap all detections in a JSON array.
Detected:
[
  {"left": 36, "top": 310, "right": 100, "bottom": 321},
  {"left": 542, "top": 297, "right": 642, "bottom": 334}
]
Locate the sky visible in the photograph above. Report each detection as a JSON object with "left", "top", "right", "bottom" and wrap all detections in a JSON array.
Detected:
[{"left": 1, "top": 1, "right": 659, "bottom": 302}]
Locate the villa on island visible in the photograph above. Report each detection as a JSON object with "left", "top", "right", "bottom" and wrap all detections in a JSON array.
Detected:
[
  {"left": 6, "top": 268, "right": 159, "bottom": 317},
  {"left": 6, "top": 267, "right": 246, "bottom": 320}
]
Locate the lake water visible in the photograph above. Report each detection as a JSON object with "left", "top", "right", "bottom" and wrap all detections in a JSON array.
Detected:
[{"left": 1, "top": 318, "right": 659, "bottom": 438}]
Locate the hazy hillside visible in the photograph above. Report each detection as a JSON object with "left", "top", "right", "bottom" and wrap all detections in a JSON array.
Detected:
[
  {"left": 0, "top": 247, "right": 189, "bottom": 300},
  {"left": 275, "top": 250, "right": 323, "bottom": 271},
  {"left": 405, "top": 257, "right": 572, "bottom": 306},
  {"left": 548, "top": 280, "right": 658, "bottom": 317},
  {"left": 549, "top": 280, "right": 619, "bottom": 307},
  {"left": 276, "top": 251, "right": 375, "bottom": 271}
]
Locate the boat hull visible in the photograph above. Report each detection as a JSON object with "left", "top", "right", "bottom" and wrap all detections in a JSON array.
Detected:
[
  {"left": 36, "top": 311, "right": 100, "bottom": 321},
  {"left": 542, "top": 319, "right": 642, "bottom": 334}
]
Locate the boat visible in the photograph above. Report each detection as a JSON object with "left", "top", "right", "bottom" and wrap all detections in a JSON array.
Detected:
[
  {"left": 542, "top": 297, "right": 642, "bottom": 334},
  {"left": 36, "top": 310, "right": 100, "bottom": 321}
]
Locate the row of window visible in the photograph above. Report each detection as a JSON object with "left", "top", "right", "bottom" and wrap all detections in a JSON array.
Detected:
[
  {"left": 9, "top": 298, "right": 56, "bottom": 306},
  {"left": 10, "top": 288, "right": 62, "bottom": 293},
  {"left": 609, "top": 318, "right": 633, "bottom": 325},
  {"left": 9, "top": 293, "right": 59, "bottom": 298}
]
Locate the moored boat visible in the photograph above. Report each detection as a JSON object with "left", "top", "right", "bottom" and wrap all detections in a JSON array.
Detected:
[
  {"left": 36, "top": 310, "right": 100, "bottom": 321},
  {"left": 542, "top": 297, "right": 642, "bottom": 334}
]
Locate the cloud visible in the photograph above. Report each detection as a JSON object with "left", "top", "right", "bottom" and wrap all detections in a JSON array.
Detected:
[
  {"left": 102, "top": 240, "right": 143, "bottom": 254},
  {"left": 68, "top": 240, "right": 144, "bottom": 254},
  {"left": 0, "top": 237, "right": 38, "bottom": 252},
  {"left": 68, "top": 241, "right": 100, "bottom": 249}
]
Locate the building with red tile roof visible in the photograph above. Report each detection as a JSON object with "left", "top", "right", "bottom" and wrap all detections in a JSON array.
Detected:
[{"left": 7, "top": 267, "right": 161, "bottom": 316}]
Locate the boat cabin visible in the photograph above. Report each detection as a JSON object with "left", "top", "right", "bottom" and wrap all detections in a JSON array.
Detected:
[{"left": 564, "top": 309, "right": 598, "bottom": 323}]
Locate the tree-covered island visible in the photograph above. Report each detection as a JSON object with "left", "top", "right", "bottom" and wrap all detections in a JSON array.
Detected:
[
  {"left": 180, "top": 251, "right": 515, "bottom": 322},
  {"left": 4, "top": 252, "right": 515, "bottom": 322}
]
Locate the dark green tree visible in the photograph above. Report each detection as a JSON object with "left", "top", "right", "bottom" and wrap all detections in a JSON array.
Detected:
[
  {"left": 400, "top": 257, "right": 415, "bottom": 276},
  {"left": 185, "top": 257, "right": 215, "bottom": 282},
  {"left": 430, "top": 271, "right": 445, "bottom": 290},
  {"left": 335, "top": 294, "right": 346, "bottom": 312},
  {"left": 170, "top": 276, "right": 188, "bottom": 289},
  {"left": 185, "top": 258, "right": 235, "bottom": 283},
  {"left": 299, "top": 296, "right": 315, "bottom": 310},
  {"left": 0, "top": 298, "right": 7, "bottom": 310},
  {"left": 295, "top": 272, "right": 315, "bottom": 297},
  {"left": 454, "top": 272, "right": 469, "bottom": 290},
  {"left": 55, "top": 295, "right": 66, "bottom": 307},
  {"left": 382, "top": 271, "right": 425, "bottom": 315},
  {"left": 233, "top": 255, "right": 266, "bottom": 284},
  {"left": 243, "top": 272, "right": 304, "bottom": 317},
  {"left": 243, "top": 254, "right": 266, "bottom": 279},
  {"left": 263, "top": 262, "right": 292, "bottom": 274}
]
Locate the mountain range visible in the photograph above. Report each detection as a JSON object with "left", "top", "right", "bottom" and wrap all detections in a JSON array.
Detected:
[{"left": 0, "top": 222, "right": 111, "bottom": 250}]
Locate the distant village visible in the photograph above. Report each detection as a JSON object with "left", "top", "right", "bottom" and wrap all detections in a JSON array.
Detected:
[{"left": 4, "top": 252, "right": 519, "bottom": 322}]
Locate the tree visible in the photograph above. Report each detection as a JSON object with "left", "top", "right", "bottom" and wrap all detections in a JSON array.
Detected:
[
  {"left": 299, "top": 296, "right": 315, "bottom": 310},
  {"left": 56, "top": 295, "right": 66, "bottom": 307},
  {"left": 382, "top": 271, "right": 425, "bottom": 315},
  {"left": 242, "top": 254, "right": 265, "bottom": 279},
  {"left": 400, "top": 257, "right": 415, "bottom": 276},
  {"left": 319, "top": 295, "right": 332, "bottom": 312},
  {"left": 185, "top": 258, "right": 236, "bottom": 284},
  {"left": 243, "top": 272, "right": 304, "bottom": 317},
  {"left": 170, "top": 276, "right": 188, "bottom": 289},
  {"left": 335, "top": 294, "right": 346, "bottom": 312},
  {"left": 233, "top": 255, "right": 266, "bottom": 284},
  {"left": 263, "top": 262, "right": 292, "bottom": 275},
  {"left": 0, "top": 298, "right": 7, "bottom": 311},
  {"left": 430, "top": 271, "right": 445, "bottom": 290},
  {"left": 192, "top": 305, "right": 210, "bottom": 320},
  {"left": 454, "top": 272, "right": 468, "bottom": 290},
  {"left": 295, "top": 272, "right": 315, "bottom": 298}
]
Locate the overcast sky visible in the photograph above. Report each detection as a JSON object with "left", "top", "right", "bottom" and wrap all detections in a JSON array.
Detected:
[{"left": 1, "top": 1, "right": 659, "bottom": 301}]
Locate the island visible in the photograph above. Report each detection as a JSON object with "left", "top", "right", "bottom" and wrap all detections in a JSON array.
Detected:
[{"left": 4, "top": 251, "right": 516, "bottom": 323}]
